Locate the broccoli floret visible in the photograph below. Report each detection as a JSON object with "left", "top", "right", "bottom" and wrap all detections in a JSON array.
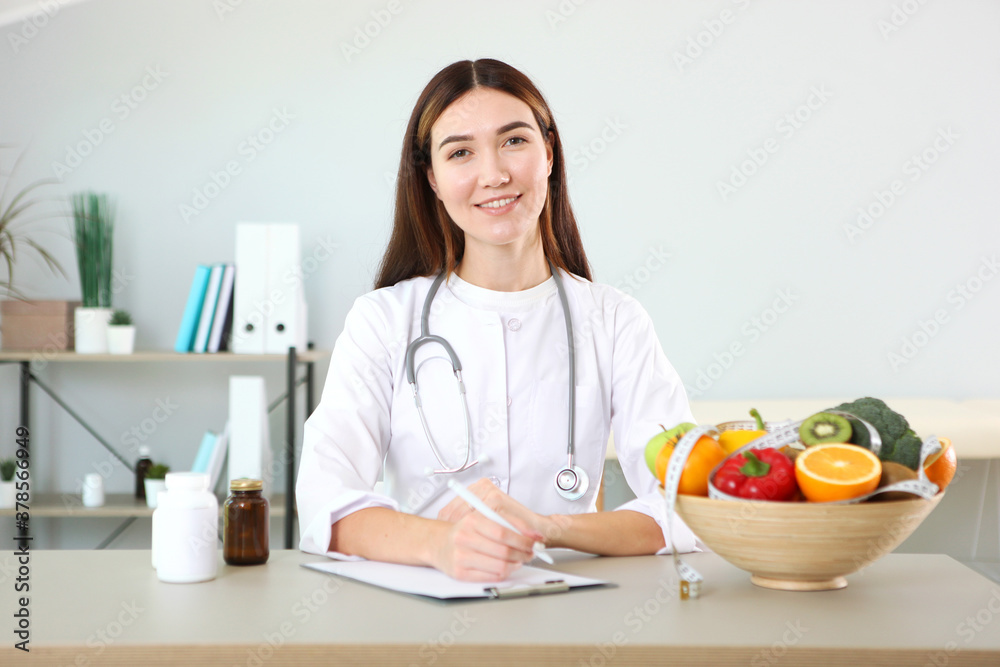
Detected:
[
  {"left": 890, "top": 430, "right": 923, "bottom": 470},
  {"left": 830, "top": 397, "right": 923, "bottom": 470}
]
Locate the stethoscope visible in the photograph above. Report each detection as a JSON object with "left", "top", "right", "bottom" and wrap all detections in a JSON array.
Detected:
[{"left": 404, "top": 261, "right": 589, "bottom": 501}]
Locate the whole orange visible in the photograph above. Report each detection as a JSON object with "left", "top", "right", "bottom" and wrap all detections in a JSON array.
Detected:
[
  {"left": 656, "top": 435, "right": 727, "bottom": 496},
  {"left": 924, "top": 437, "right": 956, "bottom": 490}
]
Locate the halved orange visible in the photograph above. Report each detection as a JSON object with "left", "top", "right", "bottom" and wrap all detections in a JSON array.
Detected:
[
  {"left": 795, "top": 443, "right": 882, "bottom": 503},
  {"left": 924, "top": 437, "right": 956, "bottom": 490}
]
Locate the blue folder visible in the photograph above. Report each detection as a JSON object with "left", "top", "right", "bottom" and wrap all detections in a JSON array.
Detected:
[
  {"left": 174, "top": 265, "right": 211, "bottom": 353},
  {"left": 191, "top": 431, "right": 217, "bottom": 473}
]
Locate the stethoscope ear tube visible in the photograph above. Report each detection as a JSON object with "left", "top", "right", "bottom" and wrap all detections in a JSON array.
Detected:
[
  {"left": 406, "top": 272, "right": 459, "bottom": 384},
  {"left": 406, "top": 271, "right": 476, "bottom": 474},
  {"left": 405, "top": 335, "right": 461, "bottom": 384},
  {"left": 549, "top": 262, "right": 589, "bottom": 501},
  {"left": 405, "top": 263, "right": 588, "bottom": 500}
]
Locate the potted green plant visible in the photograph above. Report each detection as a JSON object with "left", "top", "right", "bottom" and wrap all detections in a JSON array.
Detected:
[
  {"left": 0, "top": 458, "right": 16, "bottom": 508},
  {"left": 144, "top": 463, "right": 170, "bottom": 508},
  {"left": 0, "top": 147, "right": 75, "bottom": 351},
  {"left": 72, "top": 191, "right": 115, "bottom": 353},
  {"left": 0, "top": 147, "right": 67, "bottom": 299},
  {"left": 106, "top": 308, "right": 135, "bottom": 354}
]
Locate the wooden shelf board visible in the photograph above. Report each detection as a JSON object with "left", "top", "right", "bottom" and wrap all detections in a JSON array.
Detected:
[
  {"left": 0, "top": 350, "right": 329, "bottom": 363},
  {"left": 0, "top": 493, "right": 288, "bottom": 518}
]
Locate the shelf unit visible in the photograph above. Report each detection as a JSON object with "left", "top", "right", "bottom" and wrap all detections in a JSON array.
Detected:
[{"left": 1, "top": 348, "right": 329, "bottom": 549}]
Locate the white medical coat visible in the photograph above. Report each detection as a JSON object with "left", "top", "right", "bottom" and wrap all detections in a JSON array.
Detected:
[{"left": 296, "top": 269, "right": 698, "bottom": 557}]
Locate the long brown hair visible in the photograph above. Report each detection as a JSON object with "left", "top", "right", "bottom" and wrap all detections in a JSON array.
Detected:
[{"left": 374, "top": 59, "right": 592, "bottom": 289}]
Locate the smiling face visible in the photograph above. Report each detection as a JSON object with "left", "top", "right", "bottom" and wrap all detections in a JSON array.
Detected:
[{"left": 426, "top": 87, "right": 554, "bottom": 262}]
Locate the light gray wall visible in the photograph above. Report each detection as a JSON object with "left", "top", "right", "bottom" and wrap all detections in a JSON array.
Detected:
[{"left": 0, "top": 1, "right": 997, "bottom": 545}]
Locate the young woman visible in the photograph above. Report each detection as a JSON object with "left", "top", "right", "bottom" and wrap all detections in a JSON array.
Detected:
[{"left": 296, "top": 59, "right": 696, "bottom": 582}]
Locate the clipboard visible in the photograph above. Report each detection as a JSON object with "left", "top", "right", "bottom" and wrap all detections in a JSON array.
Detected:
[{"left": 302, "top": 560, "right": 607, "bottom": 600}]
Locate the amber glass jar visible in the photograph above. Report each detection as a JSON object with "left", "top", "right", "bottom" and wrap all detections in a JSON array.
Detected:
[{"left": 223, "top": 478, "right": 269, "bottom": 565}]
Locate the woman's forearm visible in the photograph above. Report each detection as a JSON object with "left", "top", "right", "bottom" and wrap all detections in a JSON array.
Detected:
[
  {"left": 544, "top": 510, "right": 666, "bottom": 555},
  {"left": 329, "top": 507, "right": 446, "bottom": 566},
  {"left": 434, "top": 479, "right": 667, "bottom": 557}
]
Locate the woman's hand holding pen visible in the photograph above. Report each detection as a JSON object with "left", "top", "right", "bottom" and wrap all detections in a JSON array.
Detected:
[
  {"left": 432, "top": 503, "right": 543, "bottom": 582},
  {"left": 436, "top": 478, "right": 567, "bottom": 573}
]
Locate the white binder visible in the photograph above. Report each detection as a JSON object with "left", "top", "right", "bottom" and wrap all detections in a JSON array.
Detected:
[
  {"left": 228, "top": 376, "right": 272, "bottom": 495},
  {"left": 264, "top": 224, "right": 305, "bottom": 354},
  {"left": 233, "top": 223, "right": 308, "bottom": 355},
  {"left": 233, "top": 224, "right": 269, "bottom": 354}
]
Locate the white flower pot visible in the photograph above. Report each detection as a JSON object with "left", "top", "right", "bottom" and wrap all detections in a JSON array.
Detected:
[
  {"left": 145, "top": 479, "right": 166, "bottom": 508},
  {"left": 74, "top": 307, "right": 113, "bottom": 353},
  {"left": 107, "top": 325, "right": 136, "bottom": 354},
  {"left": 0, "top": 481, "right": 15, "bottom": 508}
]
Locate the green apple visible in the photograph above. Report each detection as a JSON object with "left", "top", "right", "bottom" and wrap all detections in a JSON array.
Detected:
[{"left": 644, "top": 422, "right": 696, "bottom": 475}]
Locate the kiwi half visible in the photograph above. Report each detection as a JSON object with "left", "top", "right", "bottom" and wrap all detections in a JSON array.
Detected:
[{"left": 799, "top": 412, "right": 852, "bottom": 446}]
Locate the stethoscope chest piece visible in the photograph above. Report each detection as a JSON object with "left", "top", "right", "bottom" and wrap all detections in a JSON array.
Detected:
[{"left": 555, "top": 465, "right": 589, "bottom": 501}]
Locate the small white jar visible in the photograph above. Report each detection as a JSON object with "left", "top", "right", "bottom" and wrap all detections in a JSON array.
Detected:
[
  {"left": 82, "top": 473, "right": 104, "bottom": 508},
  {"left": 151, "top": 472, "right": 219, "bottom": 583}
]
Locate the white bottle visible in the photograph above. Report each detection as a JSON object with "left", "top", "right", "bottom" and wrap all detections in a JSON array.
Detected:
[
  {"left": 151, "top": 472, "right": 219, "bottom": 583},
  {"left": 82, "top": 473, "right": 104, "bottom": 508}
]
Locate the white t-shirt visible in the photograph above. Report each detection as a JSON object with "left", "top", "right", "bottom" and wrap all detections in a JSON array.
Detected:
[{"left": 296, "top": 268, "right": 698, "bottom": 558}]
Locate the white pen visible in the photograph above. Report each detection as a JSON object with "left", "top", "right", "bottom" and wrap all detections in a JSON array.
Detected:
[{"left": 446, "top": 479, "right": 555, "bottom": 565}]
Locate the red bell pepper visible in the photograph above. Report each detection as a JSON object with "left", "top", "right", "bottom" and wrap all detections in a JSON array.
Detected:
[{"left": 713, "top": 448, "right": 798, "bottom": 501}]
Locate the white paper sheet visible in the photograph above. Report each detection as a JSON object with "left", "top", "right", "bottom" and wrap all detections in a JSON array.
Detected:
[{"left": 302, "top": 560, "right": 607, "bottom": 600}]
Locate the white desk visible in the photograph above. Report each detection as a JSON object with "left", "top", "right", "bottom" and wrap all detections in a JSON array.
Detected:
[{"left": 3, "top": 549, "right": 999, "bottom": 665}]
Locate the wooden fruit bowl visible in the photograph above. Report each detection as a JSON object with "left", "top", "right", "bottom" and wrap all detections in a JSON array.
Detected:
[{"left": 675, "top": 493, "right": 943, "bottom": 591}]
